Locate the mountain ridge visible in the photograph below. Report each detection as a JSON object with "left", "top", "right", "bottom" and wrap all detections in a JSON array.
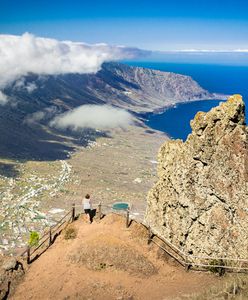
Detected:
[
  {"left": 0, "top": 62, "right": 224, "bottom": 160},
  {"left": 4, "top": 62, "right": 223, "bottom": 113}
]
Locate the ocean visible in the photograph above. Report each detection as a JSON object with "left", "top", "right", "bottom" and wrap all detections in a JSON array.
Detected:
[{"left": 126, "top": 62, "right": 248, "bottom": 140}]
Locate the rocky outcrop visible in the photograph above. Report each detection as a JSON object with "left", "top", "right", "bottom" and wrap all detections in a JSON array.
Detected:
[
  {"left": 0, "top": 256, "right": 25, "bottom": 299},
  {"left": 145, "top": 95, "right": 248, "bottom": 259}
]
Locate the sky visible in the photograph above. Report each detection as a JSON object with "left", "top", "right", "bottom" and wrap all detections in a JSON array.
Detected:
[{"left": 1, "top": 0, "right": 248, "bottom": 64}]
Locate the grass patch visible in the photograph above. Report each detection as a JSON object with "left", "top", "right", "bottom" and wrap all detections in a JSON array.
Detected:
[
  {"left": 64, "top": 226, "right": 77, "bottom": 240},
  {"left": 178, "top": 275, "right": 248, "bottom": 300},
  {"left": 208, "top": 259, "right": 225, "bottom": 276}
]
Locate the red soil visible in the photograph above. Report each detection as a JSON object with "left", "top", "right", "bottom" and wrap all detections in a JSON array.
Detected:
[{"left": 11, "top": 214, "right": 219, "bottom": 300}]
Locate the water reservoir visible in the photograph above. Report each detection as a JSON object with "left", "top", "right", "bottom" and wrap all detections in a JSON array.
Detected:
[{"left": 112, "top": 202, "right": 129, "bottom": 210}]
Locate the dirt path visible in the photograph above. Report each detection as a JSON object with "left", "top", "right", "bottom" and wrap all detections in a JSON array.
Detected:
[{"left": 11, "top": 214, "right": 219, "bottom": 300}]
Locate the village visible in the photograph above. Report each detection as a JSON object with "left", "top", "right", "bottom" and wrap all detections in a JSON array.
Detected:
[{"left": 0, "top": 159, "right": 72, "bottom": 253}]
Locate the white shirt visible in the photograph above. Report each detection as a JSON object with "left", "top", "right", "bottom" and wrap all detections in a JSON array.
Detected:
[{"left": 83, "top": 198, "right": 91, "bottom": 210}]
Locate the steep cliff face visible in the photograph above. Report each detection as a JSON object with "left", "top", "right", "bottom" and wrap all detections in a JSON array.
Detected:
[
  {"left": 145, "top": 95, "right": 248, "bottom": 259},
  {"left": 99, "top": 63, "right": 215, "bottom": 112}
]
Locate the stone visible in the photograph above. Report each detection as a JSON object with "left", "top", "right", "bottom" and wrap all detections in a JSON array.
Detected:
[
  {"left": 133, "top": 178, "right": 142, "bottom": 183},
  {"left": 145, "top": 95, "right": 248, "bottom": 259},
  {"left": 0, "top": 273, "right": 6, "bottom": 284},
  {"left": 1, "top": 257, "right": 17, "bottom": 271}
]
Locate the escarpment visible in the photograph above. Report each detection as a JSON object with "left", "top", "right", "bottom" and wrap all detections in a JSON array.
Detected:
[{"left": 145, "top": 95, "right": 248, "bottom": 259}]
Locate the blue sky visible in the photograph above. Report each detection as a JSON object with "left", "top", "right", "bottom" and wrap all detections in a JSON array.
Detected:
[{"left": 1, "top": 0, "right": 248, "bottom": 64}]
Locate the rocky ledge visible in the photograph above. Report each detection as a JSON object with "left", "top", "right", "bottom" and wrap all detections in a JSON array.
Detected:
[{"left": 145, "top": 95, "right": 248, "bottom": 259}]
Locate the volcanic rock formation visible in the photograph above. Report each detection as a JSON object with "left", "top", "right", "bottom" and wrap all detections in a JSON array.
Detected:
[{"left": 145, "top": 95, "right": 248, "bottom": 259}]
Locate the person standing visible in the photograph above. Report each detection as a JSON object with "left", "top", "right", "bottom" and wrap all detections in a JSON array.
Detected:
[{"left": 82, "top": 194, "right": 92, "bottom": 223}]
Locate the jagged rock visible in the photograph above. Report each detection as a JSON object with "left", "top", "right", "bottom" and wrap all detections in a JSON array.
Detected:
[{"left": 145, "top": 95, "right": 248, "bottom": 259}]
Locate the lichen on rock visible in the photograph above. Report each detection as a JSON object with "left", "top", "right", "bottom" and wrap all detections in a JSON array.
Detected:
[{"left": 145, "top": 95, "right": 248, "bottom": 259}]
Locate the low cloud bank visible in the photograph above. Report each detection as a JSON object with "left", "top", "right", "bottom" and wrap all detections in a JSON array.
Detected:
[
  {"left": 0, "top": 33, "right": 147, "bottom": 89},
  {"left": 24, "top": 106, "right": 58, "bottom": 125},
  {"left": 50, "top": 105, "right": 133, "bottom": 130},
  {"left": 0, "top": 91, "right": 8, "bottom": 105},
  {"left": 14, "top": 78, "right": 38, "bottom": 93}
]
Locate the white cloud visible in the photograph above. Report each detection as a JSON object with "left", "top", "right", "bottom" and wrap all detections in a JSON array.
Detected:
[
  {"left": 0, "top": 91, "right": 8, "bottom": 105},
  {"left": 0, "top": 33, "right": 147, "bottom": 89},
  {"left": 50, "top": 105, "right": 133, "bottom": 130},
  {"left": 26, "top": 82, "right": 37, "bottom": 93},
  {"left": 233, "top": 49, "right": 248, "bottom": 53},
  {"left": 163, "top": 49, "right": 248, "bottom": 53},
  {"left": 13, "top": 78, "right": 37, "bottom": 93},
  {"left": 24, "top": 106, "right": 58, "bottom": 125},
  {"left": 13, "top": 78, "right": 26, "bottom": 89},
  {"left": 24, "top": 111, "right": 45, "bottom": 125}
]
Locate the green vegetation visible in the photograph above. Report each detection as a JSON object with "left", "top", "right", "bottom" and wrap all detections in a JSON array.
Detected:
[
  {"left": 98, "top": 262, "right": 107, "bottom": 270},
  {"left": 28, "top": 231, "right": 40, "bottom": 247},
  {"left": 208, "top": 259, "right": 225, "bottom": 276}
]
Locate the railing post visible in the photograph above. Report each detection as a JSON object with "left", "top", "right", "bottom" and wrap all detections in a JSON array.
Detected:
[
  {"left": 148, "top": 226, "right": 152, "bottom": 244},
  {"left": 184, "top": 255, "right": 191, "bottom": 272},
  {"left": 126, "top": 209, "right": 130, "bottom": 228},
  {"left": 71, "top": 203, "right": 75, "bottom": 222},
  {"left": 185, "top": 263, "right": 190, "bottom": 272},
  {"left": 98, "top": 202, "right": 102, "bottom": 220},
  {"left": 27, "top": 246, "right": 31, "bottom": 264},
  {"left": 49, "top": 227, "right": 52, "bottom": 246}
]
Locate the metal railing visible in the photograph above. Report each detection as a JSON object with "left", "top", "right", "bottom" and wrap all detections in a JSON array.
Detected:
[
  {"left": 141, "top": 223, "right": 248, "bottom": 273},
  {"left": 21, "top": 206, "right": 75, "bottom": 264},
  {"left": 96, "top": 204, "right": 248, "bottom": 273}
]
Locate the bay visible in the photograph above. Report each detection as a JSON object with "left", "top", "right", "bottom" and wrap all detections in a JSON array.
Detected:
[
  {"left": 126, "top": 62, "right": 248, "bottom": 140},
  {"left": 146, "top": 100, "right": 223, "bottom": 141}
]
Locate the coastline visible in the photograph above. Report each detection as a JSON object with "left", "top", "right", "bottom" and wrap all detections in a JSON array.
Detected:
[
  {"left": 142, "top": 98, "right": 229, "bottom": 141},
  {"left": 138, "top": 96, "right": 228, "bottom": 121}
]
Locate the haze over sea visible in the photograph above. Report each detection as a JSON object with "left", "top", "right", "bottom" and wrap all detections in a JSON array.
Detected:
[{"left": 127, "top": 62, "right": 248, "bottom": 140}]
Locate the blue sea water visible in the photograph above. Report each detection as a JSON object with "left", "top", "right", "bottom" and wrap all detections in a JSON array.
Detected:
[
  {"left": 126, "top": 62, "right": 248, "bottom": 140},
  {"left": 146, "top": 100, "right": 223, "bottom": 141}
]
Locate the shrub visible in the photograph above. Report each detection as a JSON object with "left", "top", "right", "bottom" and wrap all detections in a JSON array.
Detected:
[
  {"left": 99, "top": 262, "right": 107, "bottom": 269},
  {"left": 208, "top": 259, "right": 225, "bottom": 276},
  {"left": 64, "top": 226, "right": 77, "bottom": 240},
  {"left": 28, "top": 231, "right": 40, "bottom": 247}
]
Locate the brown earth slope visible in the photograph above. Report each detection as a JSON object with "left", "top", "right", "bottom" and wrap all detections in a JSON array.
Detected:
[{"left": 11, "top": 214, "right": 218, "bottom": 300}]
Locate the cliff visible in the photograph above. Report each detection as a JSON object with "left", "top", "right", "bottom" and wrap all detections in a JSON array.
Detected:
[
  {"left": 96, "top": 63, "right": 216, "bottom": 112},
  {"left": 145, "top": 95, "right": 248, "bottom": 259}
]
